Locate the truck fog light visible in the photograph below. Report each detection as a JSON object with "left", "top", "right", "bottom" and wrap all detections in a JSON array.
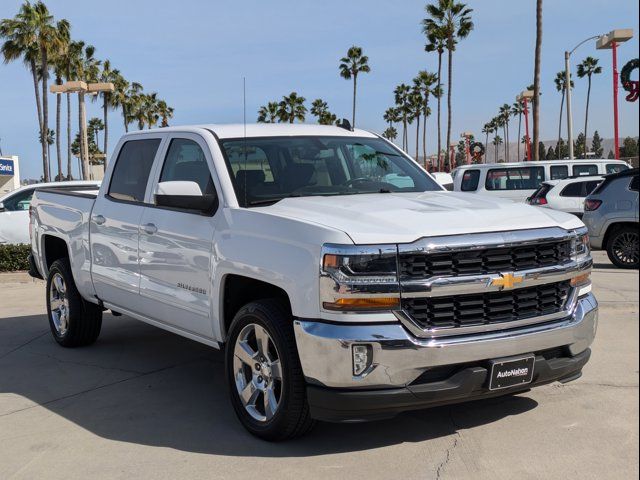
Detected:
[{"left": 352, "top": 344, "right": 372, "bottom": 376}]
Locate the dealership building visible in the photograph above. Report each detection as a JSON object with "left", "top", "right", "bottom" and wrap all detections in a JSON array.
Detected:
[{"left": 0, "top": 156, "right": 20, "bottom": 195}]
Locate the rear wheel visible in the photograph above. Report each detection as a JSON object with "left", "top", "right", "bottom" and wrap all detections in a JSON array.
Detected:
[
  {"left": 46, "top": 258, "right": 103, "bottom": 347},
  {"left": 225, "top": 299, "right": 315, "bottom": 441},
  {"left": 606, "top": 225, "right": 639, "bottom": 269}
]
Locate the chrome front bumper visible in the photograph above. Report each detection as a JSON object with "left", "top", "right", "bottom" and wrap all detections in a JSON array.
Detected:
[{"left": 294, "top": 293, "right": 598, "bottom": 389}]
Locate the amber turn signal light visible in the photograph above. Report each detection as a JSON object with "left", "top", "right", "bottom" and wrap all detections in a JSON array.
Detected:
[
  {"left": 323, "top": 297, "right": 400, "bottom": 311},
  {"left": 570, "top": 272, "right": 591, "bottom": 287}
]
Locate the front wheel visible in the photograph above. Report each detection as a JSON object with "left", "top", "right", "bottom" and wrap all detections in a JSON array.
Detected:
[
  {"left": 606, "top": 225, "right": 639, "bottom": 269},
  {"left": 46, "top": 258, "right": 103, "bottom": 347},
  {"left": 225, "top": 299, "right": 315, "bottom": 441}
]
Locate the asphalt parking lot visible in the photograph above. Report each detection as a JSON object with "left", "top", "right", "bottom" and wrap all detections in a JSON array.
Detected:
[{"left": 0, "top": 251, "right": 637, "bottom": 480}]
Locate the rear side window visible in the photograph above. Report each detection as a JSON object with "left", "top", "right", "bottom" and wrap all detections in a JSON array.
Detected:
[
  {"left": 159, "top": 139, "right": 216, "bottom": 196},
  {"left": 560, "top": 182, "right": 585, "bottom": 197},
  {"left": 550, "top": 165, "right": 569, "bottom": 180},
  {"left": 630, "top": 176, "right": 639, "bottom": 192},
  {"left": 606, "top": 163, "right": 628, "bottom": 174},
  {"left": 461, "top": 169, "right": 480, "bottom": 191},
  {"left": 485, "top": 167, "right": 544, "bottom": 191},
  {"left": 108, "top": 139, "right": 161, "bottom": 202},
  {"left": 573, "top": 164, "right": 598, "bottom": 176}
]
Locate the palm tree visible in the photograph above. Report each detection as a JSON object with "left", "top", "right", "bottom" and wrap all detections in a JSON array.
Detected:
[
  {"left": 382, "top": 126, "right": 398, "bottom": 143},
  {"left": 96, "top": 59, "right": 121, "bottom": 158},
  {"left": 338, "top": 46, "right": 370, "bottom": 128},
  {"left": 88, "top": 117, "right": 104, "bottom": 147},
  {"left": 492, "top": 135, "right": 503, "bottom": 163},
  {"left": 32, "top": 2, "right": 69, "bottom": 182},
  {"left": 278, "top": 92, "right": 306, "bottom": 123},
  {"left": 156, "top": 100, "right": 174, "bottom": 127},
  {"left": 383, "top": 107, "right": 401, "bottom": 128},
  {"left": 394, "top": 84, "right": 411, "bottom": 150},
  {"left": 0, "top": 2, "right": 50, "bottom": 180},
  {"left": 257, "top": 102, "right": 279, "bottom": 123},
  {"left": 116, "top": 81, "right": 143, "bottom": 133},
  {"left": 482, "top": 122, "right": 492, "bottom": 163},
  {"left": 73, "top": 42, "right": 100, "bottom": 179},
  {"left": 409, "top": 87, "right": 424, "bottom": 161},
  {"left": 532, "top": 0, "right": 542, "bottom": 160},
  {"left": 310, "top": 99, "right": 336, "bottom": 125},
  {"left": 414, "top": 70, "right": 438, "bottom": 161},
  {"left": 423, "top": 25, "right": 447, "bottom": 169},
  {"left": 577, "top": 56, "right": 602, "bottom": 156},
  {"left": 50, "top": 21, "right": 69, "bottom": 182},
  {"left": 554, "top": 71, "right": 573, "bottom": 159},
  {"left": 511, "top": 101, "right": 525, "bottom": 161},
  {"left": 498, "top": 104, "right": 511, "bottom": 162},
  {"left": 423, "top": 0, "right": 474, "bottom": 170}
]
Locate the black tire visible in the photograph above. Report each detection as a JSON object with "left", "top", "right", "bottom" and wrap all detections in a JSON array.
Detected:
[
  {"left": 606, "top": 225, "right": 639, "bottom": 269},
  {"left": 225, "top": 299, "right": 315, "bottom": 441},
  {"left": 46, "top": 258, "right": 103, "bottom": 347}
]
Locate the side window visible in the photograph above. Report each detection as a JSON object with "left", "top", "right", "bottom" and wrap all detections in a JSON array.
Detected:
[
  {"left": 630, "top": 176, "right": 639, "bottom": 192},
  {"left": 550, "top": 165, "right": 569, "bottom": 180},
  {"left": 485, "top": 167, "right": 544, "bottom": 191},
  {"left": 606, "top": 163, "right": 628, "bottom": 174},
  {"left": 159, "top": 139, "right": 216, "bottom": 195},
  {"left": 573, "top": 164, "right": 598, "bottom": 176},
  {"left": 1, "top": 188, "right": 34, "bottom": 211},
  {"left": 108, "top": 139, "right": 161, "bottom": 202},
  {"left": 461, "top": 169, "right": 480, "bottom": 191},
  {"left": 584, "top": 180, "right": 601, "bottom": 195},
  {"left": 560, "top": 182, "right": 584, "bottom": 197}
]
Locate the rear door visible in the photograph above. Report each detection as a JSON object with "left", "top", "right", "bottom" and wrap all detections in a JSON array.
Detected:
[
  {"left": 90, "top": 136, "right": 164, "bottom": 309},
  {"left": 137, "top": 133, "right": 219, "bottom": 338}
]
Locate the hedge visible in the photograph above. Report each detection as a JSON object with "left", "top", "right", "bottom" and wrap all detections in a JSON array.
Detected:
[{"left": 0, "top": 244, "right": 31, "bottom": 272}]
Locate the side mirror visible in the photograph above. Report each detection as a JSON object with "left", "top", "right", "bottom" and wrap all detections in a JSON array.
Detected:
[
  {"left": 154, "top": 181, "right": 218, "bottom": 215},
  {"left": 0, "top": 202, "right": 4, "bottom": 212}
]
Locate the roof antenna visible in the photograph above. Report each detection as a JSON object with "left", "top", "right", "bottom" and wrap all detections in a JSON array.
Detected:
[{"left": 243, "top": 77, "right": 248, "bottom": 207}]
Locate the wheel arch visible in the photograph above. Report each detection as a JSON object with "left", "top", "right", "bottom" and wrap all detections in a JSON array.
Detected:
[
  {"left": 219, "top": 274, "right": 293, "bottom": 342},
  {"left": 602, "top": 221, "right": 638, "bottom": 249}
]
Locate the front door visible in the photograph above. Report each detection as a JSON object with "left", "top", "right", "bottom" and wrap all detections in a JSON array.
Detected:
[
  {"left": 90, "top": 137, "right": 164, "bottom": 310},
  {"left": 137, "top": 135, "right": 218, "bottom": 338}
]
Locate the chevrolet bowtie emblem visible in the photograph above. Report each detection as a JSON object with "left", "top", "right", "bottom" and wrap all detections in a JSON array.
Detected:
[{"left": 491, "top": 272, "right": 524, "bottom": 289}]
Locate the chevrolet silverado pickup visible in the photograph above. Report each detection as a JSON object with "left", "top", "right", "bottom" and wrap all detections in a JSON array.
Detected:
[{"left": 29, "top": 124, "right": 597, "bottom": 440}]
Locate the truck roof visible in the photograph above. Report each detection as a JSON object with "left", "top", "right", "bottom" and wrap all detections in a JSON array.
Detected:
[{"left": 122, "top": 123, "right": 379, "bottom": 140}]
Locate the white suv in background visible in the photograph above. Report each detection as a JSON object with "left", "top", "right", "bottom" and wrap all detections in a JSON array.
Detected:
[
  {"left": 527, "top": 176, "right": 603, "bottom": 218},
  {"left": 0, "top": 181, "right": 100, "bottom": 244}
]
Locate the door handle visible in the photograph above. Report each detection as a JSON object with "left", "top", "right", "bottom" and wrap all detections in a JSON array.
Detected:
[
  {"left": 93, "top": 214, "right": 106, "bottom": 225},
  {"left": 142, "top": 223, "right": 157, "bottom": 235}
]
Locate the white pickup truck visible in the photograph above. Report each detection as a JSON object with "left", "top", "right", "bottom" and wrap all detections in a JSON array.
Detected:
[{"left": 29, "top": 124, "right": 597, "bottom": 440}]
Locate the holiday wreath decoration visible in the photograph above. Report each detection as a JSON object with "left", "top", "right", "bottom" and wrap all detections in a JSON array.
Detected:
[{"left": 621, "top": 58, "right": 639, "bottom": 102}]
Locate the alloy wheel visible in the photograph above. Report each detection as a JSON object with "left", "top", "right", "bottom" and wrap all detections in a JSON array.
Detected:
[
  {"left": 612, "top": 231, "right": 639, "bottom": 266},
  {"left": 49, "top": 273, "right": 70, "bottom": 335},
  {"left": 232, "top": 323, "right": 283, "bottom": 422}
]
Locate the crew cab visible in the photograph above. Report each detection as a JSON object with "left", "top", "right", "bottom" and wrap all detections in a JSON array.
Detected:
[{"left": 29, "top": 124, "right": 597, "bottom": 440}]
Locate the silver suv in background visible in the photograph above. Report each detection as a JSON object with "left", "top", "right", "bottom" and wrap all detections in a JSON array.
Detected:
[{"left": 583, "top": 168, "right": 639, "bottom": 269}]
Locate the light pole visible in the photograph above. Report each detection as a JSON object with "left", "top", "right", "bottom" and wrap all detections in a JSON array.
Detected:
[
  {"left": 597, "top": 29, "right": 634, "bottom": 159},
  {"left": 517, "top": 90, "right": 534, "bottom": 161},
  {"left": 51, "top": 81, "right": 114, "bottom": 180},
  {"left": 565, "top": 29, "right": 632, "bottom": 160},
  {"left": 565, "top": 35, "right": 601, "bottom": 159}
]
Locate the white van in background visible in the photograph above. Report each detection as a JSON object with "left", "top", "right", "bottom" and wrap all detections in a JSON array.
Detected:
[{"left": 452, "top": 159, "right": 630, "bottom": 202}]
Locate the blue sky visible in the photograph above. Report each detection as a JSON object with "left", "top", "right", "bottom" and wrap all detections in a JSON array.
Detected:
[{"left": 1, "top": 0, "right": 639, "bottom": 179}]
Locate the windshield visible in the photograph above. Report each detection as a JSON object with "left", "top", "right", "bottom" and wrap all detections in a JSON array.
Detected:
[{"left": 219, "top": 136, "right": 441, "bottom": 207}]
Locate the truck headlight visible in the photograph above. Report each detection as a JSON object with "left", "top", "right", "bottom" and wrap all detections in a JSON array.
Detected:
[
  {"left": 320, "top": 244, "right": 400, "bottom": 312},
  {"left": 571, "top": 227, "right": 590, "bottom": 261}
]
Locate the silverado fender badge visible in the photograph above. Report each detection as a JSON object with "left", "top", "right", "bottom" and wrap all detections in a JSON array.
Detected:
[{"left": 491, "top": 272, "right": 524, "bottom": 290}]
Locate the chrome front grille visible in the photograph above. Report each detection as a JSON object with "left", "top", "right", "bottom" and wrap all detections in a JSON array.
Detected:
[
  {"left": 399, "top": 240, "right": 572, "bottom": 279},
  {"left": 402, "top": 281, "right": 571, "bottom": 330}
]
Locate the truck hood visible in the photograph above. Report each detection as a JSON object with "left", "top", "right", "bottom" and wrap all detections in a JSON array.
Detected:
[{"left": 260, "top": 191, "right": 584, "bottom": 244}]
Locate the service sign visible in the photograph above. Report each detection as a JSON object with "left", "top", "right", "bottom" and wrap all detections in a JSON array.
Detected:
[{"left": 0, "top": 158, "right": 14, "bottom": 176}]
